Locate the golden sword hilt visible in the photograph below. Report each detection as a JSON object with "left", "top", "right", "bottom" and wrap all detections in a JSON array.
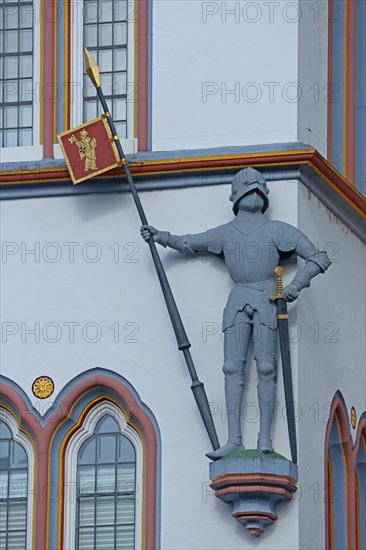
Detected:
[{"left": 270, "top": 266, "right": 284, "bottom": 301}]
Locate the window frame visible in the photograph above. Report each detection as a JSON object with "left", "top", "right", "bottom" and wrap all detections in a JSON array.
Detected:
[
  {"left": 68, "top": 0, "right": 137, "bottom": 156},
  {"left": 0, "top": 408, "right": 35, "bottom": 550},
  {"left": 63, "top": 401, "right": 143, "bottom": 550},
  {"left": 0, "top": 0, "right": 42, "bottom": 162}
]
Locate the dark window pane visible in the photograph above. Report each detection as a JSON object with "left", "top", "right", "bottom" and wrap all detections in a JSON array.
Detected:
[
  {"left": 99, "top": 0, "right": 113, "bottom": 23},
  {"left": 116, "top": 494, "right": 134, "bottom": 524},
  {"left": 78, "top": 466, "right": 95, "bottom": 495},
  {"left": 96, "top": 495, "right": 114, "bottom": 525},
  {"left": 11, "top": 442, "right": 27, "bottom": 466},
  {"left": 0, "top": 441, "right": 10, "bottom": 468},
  {"left": 0, "top": 502, "right": 7, "bottom": 531},
  {"left": 116, "top": 524, "right": 134, "bottom": 550},
  {"left": 95, "top": 415, "right": 119, "bottom": 434},
  {"left": 8, "top": 501, "right": 27, "bottom": 530},
  {"left": 78, "top": 527, "right": 94, "bottom": 550},
  {"left": 79, "top": 438, "right": 96, "bottom": 464},
  {"left": 78, "top": 498, "right": 95, "bottom": 526},
  {"left": 96, "top": 526, "right": 114, "bottom": 549},
  {"left": 98, "top": 435, "right": 116, "bottom": 463},
  {"left": 0, "top": 421, "right": 12, "bottom": 439},
  {"left": 117, "top": 437, "right": 135, "bottom": 463},
  {"left": 7, "top": 530, "right": 26, "bottom": 550},
  {"left": 19, "top": 128, "right": 32, "bottom": 146},
  {"left": 9, "top": 470, "right": 27, "bottom": 498},
  {"left": 96, "top": 464, "right": 115, "bottom": 493},
  {"left": 116, "top": 464, "right": 134, "bottom": 492}
]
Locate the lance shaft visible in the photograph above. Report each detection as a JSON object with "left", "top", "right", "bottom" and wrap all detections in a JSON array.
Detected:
[{"left": 93, "top": 82, "right": 219, "bottom": 451}]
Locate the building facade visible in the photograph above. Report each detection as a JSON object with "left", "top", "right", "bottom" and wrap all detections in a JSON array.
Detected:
[{"left": 1, "top": 1, "right": 365, "bottom": 549}]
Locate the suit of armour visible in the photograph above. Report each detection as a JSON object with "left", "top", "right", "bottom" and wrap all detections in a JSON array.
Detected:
[{"left": 141, "top": 167, "right": 331, "bottom": 459}]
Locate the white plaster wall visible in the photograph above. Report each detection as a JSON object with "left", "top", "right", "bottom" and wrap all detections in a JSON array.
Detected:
[
  {"left": 297, "top": 186, "right": 366, "bottom": 550},
  {"left": 1, "top": 180, "right": 302, "bottom": 549},
  {"left": 297, "top": 0, "right": 329, "bottom": 157},
  {"left": 152, "top": 0, "right": 299, "bottom": 151}
]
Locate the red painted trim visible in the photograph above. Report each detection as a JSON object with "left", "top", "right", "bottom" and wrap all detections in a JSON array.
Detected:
[
  {"left": 43, "top": 0, "right": 55, "bottom": 158},
  {"left": 233, "top": 513, "right": 276, "bottom": 523},
  {"left": 211, "top": 474, "right": 297, "bottom": 491},
  {"left": 327, "top": 0, "right": 333, "bottom": 162},
  {"left": 324, "top": 394, "right": 364, "bottom": 550},
  {"left": 1, "top": 151, "right": 365, "bottom": 217},
  {"left": 1, "top": 374, "right": 158, "bottom": 550},
  {"left": 138, "top": 0, "right": 149, "bottom": 151},
  {"left": 345, "top": 0, "right": 355, "bottom": 184},
  {"left": 215, "top": 485, "right": 293, "bottom": 501}
]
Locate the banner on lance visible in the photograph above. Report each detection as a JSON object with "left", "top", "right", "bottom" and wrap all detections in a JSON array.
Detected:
[{"left": 57, "top": 116, "right": 120, "bottom": 185}]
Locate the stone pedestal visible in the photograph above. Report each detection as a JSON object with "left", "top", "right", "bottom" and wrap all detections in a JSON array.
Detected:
[{"left": 209, "top": 450, "right": 298, "bottom": 537}]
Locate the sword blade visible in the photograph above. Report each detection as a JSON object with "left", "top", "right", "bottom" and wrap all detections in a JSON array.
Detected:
[{"left": 277, "top": 297, "right": 297, "bottom": 464}]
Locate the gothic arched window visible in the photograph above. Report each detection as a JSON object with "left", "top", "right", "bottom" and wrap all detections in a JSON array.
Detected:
[
  {"left": 76, "top": 414, "right": 136, "bottom": 549},
  {"left": 63, "top": 401, "right": 143, "bottom": 550}
]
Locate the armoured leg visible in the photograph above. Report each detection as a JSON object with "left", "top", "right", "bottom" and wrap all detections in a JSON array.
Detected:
[
  {"left": 206, "top": 316, "right": 251, "bottom": 460},
  {"left": 253, "top": 317, "right": 277, "bottom": 453},
  {"left": 257, "top": 363, "right": 276, "bottom": 452}
]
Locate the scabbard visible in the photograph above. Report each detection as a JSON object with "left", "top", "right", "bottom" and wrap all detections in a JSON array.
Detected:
[{"left": 276, "top": 298, "right": 297, "bottom": 464}]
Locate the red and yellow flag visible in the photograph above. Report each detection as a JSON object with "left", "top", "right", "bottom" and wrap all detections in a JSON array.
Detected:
[{"left": 57, "top": 116, "right": 120, "bottom": 185}]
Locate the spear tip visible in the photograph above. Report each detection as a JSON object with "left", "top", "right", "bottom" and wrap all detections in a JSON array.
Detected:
[{"left": 84, "top": 48, "right": 100, "bottom": 88}]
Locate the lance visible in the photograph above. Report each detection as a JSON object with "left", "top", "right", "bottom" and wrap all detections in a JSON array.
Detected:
[
  {"left": 84, "top": 49, "right": 219, "bottom": 451},
  {"left": 271, "top": 266, "right": 297, "bottom": 464}
]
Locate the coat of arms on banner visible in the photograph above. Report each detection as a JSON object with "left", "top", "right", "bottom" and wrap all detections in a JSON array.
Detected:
[{"left": 57, "top": 116, "right": 120, "bottom": 185}]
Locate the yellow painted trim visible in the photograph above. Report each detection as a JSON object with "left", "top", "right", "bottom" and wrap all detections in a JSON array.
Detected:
[
  {"left": 47, "top": 393, "right": 146, "bottom": 550},
  {"left": 309, "top": 161, "right": 365, "bottom": 218},
  {"left": 1, "top": 150, "right": 365, "bottom": 219},
  {"left": 127, "top": 149, "right": 316, "bottom": 166}
]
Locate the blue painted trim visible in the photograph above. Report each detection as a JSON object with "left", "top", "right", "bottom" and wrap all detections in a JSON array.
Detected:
[
  {"left": 331, "top": 0, "right": 345, "bottom": 176},
  {"left": 354, "top": 0, "right": 366, "bottom": 195},
  {"left": 147, "top": 0, "right": 153, "bottom": 151}
]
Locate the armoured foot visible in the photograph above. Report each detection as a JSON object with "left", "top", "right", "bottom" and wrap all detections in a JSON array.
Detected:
[
  {"left": 257, "top": 435, "right": 274, "bottom": 454},
  {"left": 206, "top": 440, "right": 244, "bottom": 461}
]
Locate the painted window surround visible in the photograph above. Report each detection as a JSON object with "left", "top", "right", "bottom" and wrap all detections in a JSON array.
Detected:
[
  {"left": 0, "top": 0, "right": 149, "bottom": 164},
  {"left": 0, "top": 369, "right": 160, "bottom": 550},
  {"left": 0, "top": 1, "right": 42, "bottom": 163},
  {"left": 327, "top": 0, "right": 366, "bottom": 194},
  {"left": 325, "top": 391, "right": 366, "bottom": 550},
  {"left": 60, "top": 0, "right": 138, "bottom": 159},
  {"left": 0, "top": 407, "right": 35, "bottom": 550},
  {"left": 63, "top": 401, "right": 143, "bottom": 550}
]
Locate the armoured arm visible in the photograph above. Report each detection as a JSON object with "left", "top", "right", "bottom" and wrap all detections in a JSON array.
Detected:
[
  {"left": 140, "top": 225, "right": 224, "bottom": 254},
  {"left": 283, "top": 233, "right": 331, "bottom": 302}
]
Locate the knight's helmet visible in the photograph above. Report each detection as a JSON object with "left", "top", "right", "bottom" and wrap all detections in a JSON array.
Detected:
[{"left": 229, "top": 167, "right": 269, "bottom": 214}]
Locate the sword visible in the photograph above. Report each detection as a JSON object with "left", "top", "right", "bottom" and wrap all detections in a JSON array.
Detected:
[
  {"left": 84, "top": 49, "right": 220, "bottom": 451},
  {"left": 270, "top": 267, "right": 297, "bottom": 464}
]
